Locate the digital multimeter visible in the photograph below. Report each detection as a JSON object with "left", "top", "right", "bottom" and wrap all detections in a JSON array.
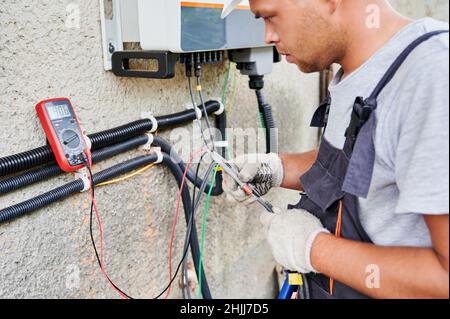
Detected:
[{"left": 36, "top": 98, "right": 91, "bottom": 172}]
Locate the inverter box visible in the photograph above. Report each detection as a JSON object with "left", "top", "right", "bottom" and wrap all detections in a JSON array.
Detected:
[{"left": 137, "top": 0, "right": 267, "bottom": 52}]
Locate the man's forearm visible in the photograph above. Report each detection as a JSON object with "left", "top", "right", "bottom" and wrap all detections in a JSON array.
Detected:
[
  {"left": 279, "top": 150, "right": 318, "bottom": 191},
  {"left": 310, "top": 233, "right": 450, "bottom": 299}
]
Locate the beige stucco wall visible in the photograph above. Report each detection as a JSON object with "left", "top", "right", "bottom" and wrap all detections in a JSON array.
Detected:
[{"left": 0, "top": 0, "right": 447, "bottom": 299}]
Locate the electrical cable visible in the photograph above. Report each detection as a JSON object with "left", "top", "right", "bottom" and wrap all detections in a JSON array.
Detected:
[
  {"left": 152, "top": 136, "right": 223, "bottom": 197},
  {"left": 96, "top": 163, "right": 156, "bottom": 187},
  {"left": 182, "top": 154, "right": 205, "bottom": 299},
  {"left": 153, "top": 187, "right": 199, "bottom": 300},
  {"left": 195, "top": 70, "right": 216, "bottom": 152},
  {"left": 188, "top": 76, "right": 213, "bottom": 152},
  {"left": 160, "top": 153, "right": 213, "bottom": 299},
  {"left": 197, "top": 164, "right": 220, "bottom": 298},
  {"left": 165, "top": 147, "right": 207, "bottom": 299},
  {"left": 154, "top": 159, "right": 215, "bottom": 300},
  {"left": 185, "top": 56, "right": 212, "bottom": 153},
  {"left": 83, "top": 156, "right": 133, "bottom": 299},
  {"left": 183, "top": 154, "right": 215, "bottom": 299},
  {"left": 187, "top": 162, "right": 216, "bottom": 298}
]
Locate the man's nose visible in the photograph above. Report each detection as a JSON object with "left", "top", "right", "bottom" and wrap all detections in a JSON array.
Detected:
[{"left": 264, "top": 23, "right": 280, "bottom": 45}]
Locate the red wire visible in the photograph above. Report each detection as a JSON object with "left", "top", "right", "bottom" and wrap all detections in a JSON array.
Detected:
[
  {"left": 87, "top": 159, "right": 129, "bottom": 300},
  {"left": 165, "top": 147, "right": 207, "bottom": 299}
]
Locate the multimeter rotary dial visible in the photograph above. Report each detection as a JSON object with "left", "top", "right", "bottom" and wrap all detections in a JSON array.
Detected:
[{"left": 61, "top": 129, "right": 81, "bottom": 149}]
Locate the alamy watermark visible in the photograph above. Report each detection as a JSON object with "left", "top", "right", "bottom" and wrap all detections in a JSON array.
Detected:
[
  {"left": 65, "top": 3, "right": 80, "bottom": 29},
  {"left": 65, "top": 264, "right": 80, "bottom": 291},
  {"left": 366, "top": 4, "right": 381, "bottom": 29},
  {"left": 168, "top": 122, "right": 277, "bottom": 164},
  {"left": 365, "top": 264, "right": 381, "bottom": 289}
]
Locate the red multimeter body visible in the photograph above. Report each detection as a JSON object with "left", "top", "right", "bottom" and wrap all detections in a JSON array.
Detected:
[{"left": 36, "top": 98, "right": 91, "bottom": 172}]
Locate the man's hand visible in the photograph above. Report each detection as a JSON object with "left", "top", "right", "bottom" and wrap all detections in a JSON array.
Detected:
[
  {"left": 260, "top": 207, "right": 329, "bottom": 274},
  {"left": 223, "top": 153, "right": 284, "bottom": 203}
]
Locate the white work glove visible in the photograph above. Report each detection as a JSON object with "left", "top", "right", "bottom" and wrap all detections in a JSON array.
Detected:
[
  {"left": 260, "top": 207, "right": 329, "bottom": 274},
  {"left": 223, "top": 153, "right": 284, "bottom": 204}
]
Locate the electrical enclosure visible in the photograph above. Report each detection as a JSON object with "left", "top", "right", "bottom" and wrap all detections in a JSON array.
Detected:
[{"left": 137, "top": 0, "right": 266, "bottom": 53}]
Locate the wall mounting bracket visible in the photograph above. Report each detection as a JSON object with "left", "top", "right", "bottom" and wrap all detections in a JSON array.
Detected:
[{"left": 112, "top": 51, "right": 178, "bottom": 79}]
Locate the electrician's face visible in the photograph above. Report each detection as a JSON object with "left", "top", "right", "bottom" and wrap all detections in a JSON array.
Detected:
[{"left": 249, "top": 0, "right": 347, "bottom": 73}]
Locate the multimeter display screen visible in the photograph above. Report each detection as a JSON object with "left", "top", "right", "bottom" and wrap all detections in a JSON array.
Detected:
[{"left": 47, "top": 104, "right": 71, "bottom": 120}]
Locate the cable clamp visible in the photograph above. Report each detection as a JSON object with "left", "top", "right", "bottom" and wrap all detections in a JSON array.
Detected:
[
  {"left": 83, "top": 135, "right": 92, "bottom": 150},
  {"left": 151, "top": 146, "right": 164, "bottom": 164},
  {"left": 76, "top": 167, "right": 91, "bottom": 193},
  {"left": 142, "top": 133, "right": 154, "bottom": 152},
  {"left": 141, "top": 112, "right": 158, "bottom": 133},
  {"left": 185, "top": 102, "right": 202, "bottom": 120},
  {"left": 212, "top": 98, "right": 225, "bottom": 115}
]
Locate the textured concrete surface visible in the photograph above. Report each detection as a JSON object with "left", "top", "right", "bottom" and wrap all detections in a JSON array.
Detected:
[
  {"left": 391, "top": 0, "right": 449, "bottom": 21},
  {"left": 0, "top": 1, "right": 448, "bottom": 299}
]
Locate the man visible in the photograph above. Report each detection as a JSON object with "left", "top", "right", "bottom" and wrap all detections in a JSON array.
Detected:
[{"left": 222, "top": 0, "right": 449, "bottom": 298}]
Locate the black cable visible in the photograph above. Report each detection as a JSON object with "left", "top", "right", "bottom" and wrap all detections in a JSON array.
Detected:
[
  {"left": 154, "top": 197, "right": 196, "bottom": 299},
  {"left": 153, "top": 222, "right": 193, "bottom": 300},
  {"left": 154, "top": 155, "right": 214, "bottom": 300},
  {"left": 152, "top": 136, "right": 223, "bottom": 196},
  {"left": 161, "top": 154, "right": 213, "bottom": 299},
  {"left": 83, "top": 157, "right": 134, "bottom": 299},
  {"left": 182, "top": 154, "right": 205, "bottom": 299},
  {"left": 84, "top": 154, "right": 211, "bottom": 300},
  {"left": 195, "top": 70, "right": 216, "bottom": 152},
  {"left": 188, "top": 76, "right": 211, "bottom": 151}
]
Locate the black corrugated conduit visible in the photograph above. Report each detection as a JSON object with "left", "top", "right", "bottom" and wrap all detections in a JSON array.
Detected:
[
  {"left": 0, "top": 154, "right": 157, "bottom": 224},
  {"left": 0, "top": 100, "right": 223, "bottom": 177},
  {"left": 0, "top": 107, "right": 226, "bottom": 196},
  {"left": 0, "top": 135, "right": 150, "bottom": 195},
  {"left": 256, "top": 89, "right": 278, "bottom": 154},
  {"left": 249, "top": 75, "right": 278, "bottom": 154},
  {"left": 0, "top": 152, "right": 212, "bottom": 298}
]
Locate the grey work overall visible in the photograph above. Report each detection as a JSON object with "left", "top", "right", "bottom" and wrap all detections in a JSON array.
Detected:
[{"left": 288, "top": 30, "right": 448, "bottom": 299}]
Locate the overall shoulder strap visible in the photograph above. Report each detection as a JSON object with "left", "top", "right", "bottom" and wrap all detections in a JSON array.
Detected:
[
  {"left": 342, "top": 29, "right": 449, "bottom": 199},
  {"left": 345, "top": 29, "right": 449, "bottom": 152},
  {"left": 368, "top": 30, "right": 449, "bottom": 104}
]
